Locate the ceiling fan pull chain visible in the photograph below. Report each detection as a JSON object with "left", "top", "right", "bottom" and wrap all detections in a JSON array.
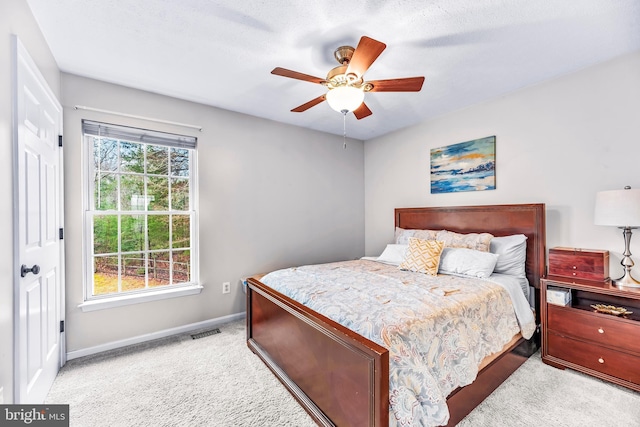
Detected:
[{"left": 342, "top": 111, "right": 347, "bottom": 149}]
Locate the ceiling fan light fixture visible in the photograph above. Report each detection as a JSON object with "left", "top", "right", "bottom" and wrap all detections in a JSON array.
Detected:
[
  {"left": 325, "top": 86, "right": 365, "bottom": 113},
  {"left": 272, "top": 36, "right": 423, "bottom": 119}
]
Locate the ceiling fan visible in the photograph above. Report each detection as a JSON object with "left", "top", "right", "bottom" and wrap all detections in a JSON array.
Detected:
[{"left": 272, "top": 36, "right": 425, "bottom": 120}]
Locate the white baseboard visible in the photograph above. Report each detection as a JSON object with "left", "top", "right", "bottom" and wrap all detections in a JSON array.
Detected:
[{"left": 66, "top": 312, "right": 246, "bottom": 361}]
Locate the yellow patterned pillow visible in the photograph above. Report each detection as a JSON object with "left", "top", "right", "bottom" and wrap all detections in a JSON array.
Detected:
[{"left": 398, "top": 238, "right": 445, "bottom": 275}]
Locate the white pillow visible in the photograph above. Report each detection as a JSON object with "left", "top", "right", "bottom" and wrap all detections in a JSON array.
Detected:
[
  {"left": 438, "top": 247, "right": 499, "bottom": 278},
  {"left": 490, "top": 234, "right": 527, "bottom": 277},
  {"left": 377, "top": 244, "right": 408, "bottom": 265}
]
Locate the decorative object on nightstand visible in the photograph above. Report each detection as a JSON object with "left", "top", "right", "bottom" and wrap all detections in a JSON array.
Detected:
[
  {"left": 548, "top": 247, "right": 610, "bottom": 283},
  {"left": 594, "top": 186, "right": 640, "bottom": 288},
  {"left": 590, "top": 303, "right": 633, "bottom": 316},
  {"left": 546, "top": 286, "right": 572, "bottom": 306}
]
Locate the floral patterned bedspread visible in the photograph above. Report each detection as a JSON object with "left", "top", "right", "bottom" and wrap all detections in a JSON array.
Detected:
[{"left": 260, "top": 259, "right": 535, "bottom": 427}]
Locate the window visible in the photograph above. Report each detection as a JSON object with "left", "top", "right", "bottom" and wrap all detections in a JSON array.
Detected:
[{"left": 83, "top": 120, "right": 197, "bottom": 301}]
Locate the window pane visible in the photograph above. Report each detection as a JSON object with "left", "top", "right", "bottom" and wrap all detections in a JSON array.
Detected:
[
  {"left": 120, "top": 141, "right": 144, "bottom": 173},
  {"left": 121, "top": 215, "right": 145, "bottom": 252},
  {"left": 171, "top": 178, "right": 189, "bottom": 210},
  {"left": 172, "top": 215, "right": 190, "bottom": 249},
  {"left": 93, "top": 255, "right": 119, "bottom": 295},
  {"left": 121, "top": 175, "right": 146, "bottom": 211},
  {"left": 94, "top": 215, "right": 118, "bottom": 254},
  {"left": 148, "top": 215, "right": 170, "bottom": 250},
  {"left": 85, "top": 121, "right": 196, "bottom": 299},
  {"left": 122, "top": 253, "right": 146, "bottom": 291},
  {"left": 172, "top": 250, "right": 191, "bottom": 284},
  {"left": 94, "top": 173, "right": 118, "bottom": 210},
  {"left": 147, "top": 145, "right": 168, "bottom": 175},
  {"left": 148, "top": 177, "right": 169, "bottom": 211},
  {"left": 170, "top": 148, "right": 189, "bottom": 177},
  {"left": 148, "top": 252, "right": 170, "bottom": 287},
  {"left": 93, "top": 137, "right": 118, "bottom": 172}
]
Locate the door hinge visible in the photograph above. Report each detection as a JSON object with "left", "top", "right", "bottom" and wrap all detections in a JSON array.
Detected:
[
  {"left": 60, "top": 320, "right": 65, "bottom": 333},
  {"left": 58, "top": 135, "right": 63, "bottom": 147},
  {"left": 59, "top": 228, "right": 64, "bottom": 240}
]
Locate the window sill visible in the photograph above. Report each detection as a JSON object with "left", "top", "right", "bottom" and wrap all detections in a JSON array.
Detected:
[{"left": 78, "top": 284, "right": 203, "bottom": 312}]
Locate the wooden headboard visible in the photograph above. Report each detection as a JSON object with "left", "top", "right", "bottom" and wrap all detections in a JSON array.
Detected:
[{"left": 395, "top": 204, "right": 546, "bottom": 289}]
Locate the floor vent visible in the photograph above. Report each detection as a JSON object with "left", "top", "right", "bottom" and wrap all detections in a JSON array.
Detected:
[{"left": 191, "top": 328, "right": 221, "bottom": 339}]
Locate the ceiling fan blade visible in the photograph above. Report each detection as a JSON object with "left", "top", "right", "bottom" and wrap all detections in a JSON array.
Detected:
[
  {"left": 346, "top": 36, "right": 386, "bottom": 79},
  {"left": 367, "top": 76, "right": 425, "bottom": 92},
  {"left": 353, "top": 103, "right": 372, "bottom": 120},
  {"left": 271, "top": 67, "right": 325, "bottom": 84},
  {"left": 291, "top": 94, "right": 326, "bottom": 112}
]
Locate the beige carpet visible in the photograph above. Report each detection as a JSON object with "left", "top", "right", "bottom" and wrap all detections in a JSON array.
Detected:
[{"left": 46, "top": 319, "right": 640, "bottom": 426}]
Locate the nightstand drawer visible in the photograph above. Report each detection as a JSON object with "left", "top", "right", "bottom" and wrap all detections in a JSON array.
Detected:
[
  {"left": 547, "top": 332, "right": 640, "bottom": 384},
  {"left": 547, "top": 305, "right": 640, "bottom": 354}
]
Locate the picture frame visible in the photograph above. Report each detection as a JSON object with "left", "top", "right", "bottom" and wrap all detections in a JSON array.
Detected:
[{"left": 430, "top": 136, "right": 496, "bottom": 194}]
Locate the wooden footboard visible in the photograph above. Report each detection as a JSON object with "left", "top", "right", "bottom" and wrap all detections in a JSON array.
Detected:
[
  {"left": 247, "top": 275, "right": 536, "bottom": 427},
  {"left": 247, "top": 277, "right": 389, "bottom": 426}
]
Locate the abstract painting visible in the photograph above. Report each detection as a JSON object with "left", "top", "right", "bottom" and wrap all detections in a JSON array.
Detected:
[{"left": 430, "top": 136, "right": 495, "bottom": 193}]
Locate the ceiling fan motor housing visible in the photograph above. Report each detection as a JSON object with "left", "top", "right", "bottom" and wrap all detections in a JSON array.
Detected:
[
  {"left": 326, "top": 65, "right": 354, "bottom": 87},
  {"left": 329, "top": 46, "right": 363, "bottom": 88}
]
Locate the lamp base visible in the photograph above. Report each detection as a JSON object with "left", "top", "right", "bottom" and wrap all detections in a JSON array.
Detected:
[
  {"left": 613, "top": 270, "right": 640, "bottom": 289},
  {"left": 612, "top": 226, "right": 640, "bottom": 289}
]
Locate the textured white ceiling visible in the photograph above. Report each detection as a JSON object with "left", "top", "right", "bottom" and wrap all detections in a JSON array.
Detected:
[{"left": 25, "top": 0, "right": 640, "bottom": 140}]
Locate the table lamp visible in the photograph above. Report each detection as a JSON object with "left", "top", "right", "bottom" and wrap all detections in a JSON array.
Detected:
[{"left": 594, "top": 186, "right": 640, "bottom": 288}]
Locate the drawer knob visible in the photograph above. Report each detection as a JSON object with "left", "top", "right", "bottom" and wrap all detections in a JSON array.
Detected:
[
  {"left": 598, "top": 357, "right": 605, "bottom": 364},
  {"left": 572, "top": 266, "right": 577, "bottom": 269},
  {"left": 572, "top": 272, "right": 576, "bottom": 276},
  {"left": 598, "top": 328, "right": 604, "bottom": 334}
]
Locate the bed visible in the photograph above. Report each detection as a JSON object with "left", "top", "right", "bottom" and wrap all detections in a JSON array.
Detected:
[{"left": 246, "top": 204, "right": 546, "bottom": 426}]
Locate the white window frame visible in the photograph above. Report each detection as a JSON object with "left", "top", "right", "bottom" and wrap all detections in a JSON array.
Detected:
[{"left": 79, "top": 120, "right": 200, "bottom": 312}]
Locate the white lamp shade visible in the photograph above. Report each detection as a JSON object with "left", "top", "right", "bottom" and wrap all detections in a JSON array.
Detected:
[
  {"left": 325, "top": 86, "right": 364, "bottom": 113},
  {"left": 594, "top": 187, "right": 640, "bottom": 227}
]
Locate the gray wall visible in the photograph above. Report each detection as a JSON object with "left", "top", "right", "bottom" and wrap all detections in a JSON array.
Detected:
[
  {"left": 364, "top": 51, "right": 640, "bottom": 281},
  {"left": 0, "top": 0, "right": 61, "bottom": 404},
  {"left": 61, "top": 74, "right": 365, "bottom": 352}
]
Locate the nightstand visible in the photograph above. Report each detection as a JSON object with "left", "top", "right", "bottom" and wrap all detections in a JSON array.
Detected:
[{"left": 540, "top": 276, "right": 640, "bottom": 391}]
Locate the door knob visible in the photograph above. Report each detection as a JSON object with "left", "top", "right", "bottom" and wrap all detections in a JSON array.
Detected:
[{"left": 21, "top": 264, "right": 40, "bottom": 277}]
